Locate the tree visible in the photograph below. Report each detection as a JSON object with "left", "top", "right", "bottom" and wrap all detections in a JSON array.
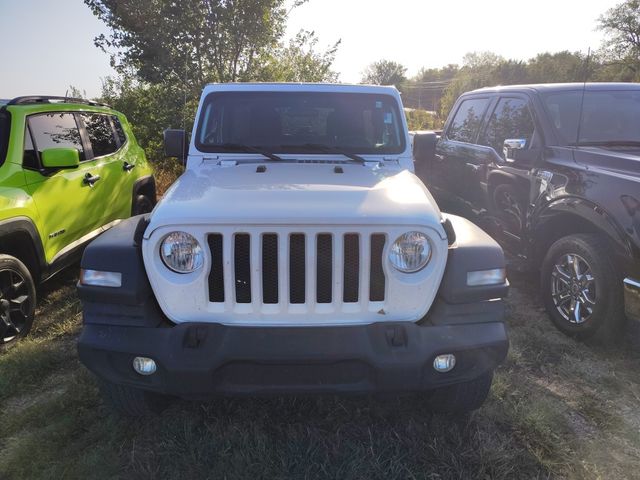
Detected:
[
  {"left": 598, "top": 0, "right": 640, "bottom": 76},
  {"left": 85, "top": 0, "right": 317, "bottom": 91},
  {"left": 256, "top": 30, "right": 340, "bottom": 82},
  {"left": 360, "top": 60, "right": 407, "bottom": 88}
]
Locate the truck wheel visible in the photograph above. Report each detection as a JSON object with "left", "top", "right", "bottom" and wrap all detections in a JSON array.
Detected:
[
  {"left": 132, "top": 194, "right": 154, "bottom": 216},
  {"left": 0, "top": 254, "right": 36, "bottom": 347},
  {"left": 99, "top": 380, "right": 171, "bottom": 416},
  {"left": 426, "top": 372, "right": 493, "bottom": 413},
  {"left": 541, "top": 234, "right": 625, "bottom": 341}
]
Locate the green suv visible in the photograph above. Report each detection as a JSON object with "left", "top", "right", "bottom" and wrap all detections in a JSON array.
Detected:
[{"left": 0, "top": 96, "right": 155, "bottom": 345}]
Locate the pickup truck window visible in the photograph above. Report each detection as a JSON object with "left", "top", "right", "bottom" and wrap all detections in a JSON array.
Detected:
[
  {"left": 195, "top": 92, "right": 405, "bottom": 155},
  {"left": 447, "top": 97, "right": 490, "bottom": 143},
  {"left": 482, "top": 98, "right": 535, "bottom": 154},
  {"left": 543, "top": 89, "right": 640, "bottom": 145}
]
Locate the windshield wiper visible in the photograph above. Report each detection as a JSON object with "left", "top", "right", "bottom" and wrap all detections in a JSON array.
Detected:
[
  {"left": 215, "top": 143, "right": 283, "bottom": 161},
  {"left": 283, "top": 143, "right": 367, "bottom": 165},
  {"left": 573, "top": 140, "right": 640, "bottom": 147}
]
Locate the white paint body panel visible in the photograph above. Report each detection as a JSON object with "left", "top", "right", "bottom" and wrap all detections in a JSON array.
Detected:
[{"left": 143, "top": 83, "right": 449, "bottom": 326}]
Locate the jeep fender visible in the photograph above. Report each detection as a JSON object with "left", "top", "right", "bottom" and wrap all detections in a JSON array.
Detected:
[{"left": 0, "top": 216, "right": 46, "bottom": 278}]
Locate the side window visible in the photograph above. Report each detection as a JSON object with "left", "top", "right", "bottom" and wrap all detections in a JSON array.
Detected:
[
  {"left": 446, "top": 97, "right": 491, "bottom": 143},
  {"left": 23, "top": 127, "right": 39, "bottom": 169},
  {"left": 112, "top": 116, "right": 127, "bottom": 146},
  {"left": 482, "top": 97, "right": 535, "bottom": 154},
  {"left": 28, "top": 113, "right": 85, "bottom": 161},
  {"left": 82, "top": 113, "right": 118, "bottom": 157}
]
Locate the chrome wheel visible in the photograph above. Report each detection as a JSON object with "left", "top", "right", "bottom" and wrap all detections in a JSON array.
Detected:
[
  {"left": 550, "top": 253, "right": 596, "bottom": 324},
  {"left": 0, "top": 268, "right": 32, "bottom": 343}
]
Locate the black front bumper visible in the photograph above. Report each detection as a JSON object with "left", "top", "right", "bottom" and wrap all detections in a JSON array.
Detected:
[{"left": 78, "top": 305, "right": 508, "bottom": 398}]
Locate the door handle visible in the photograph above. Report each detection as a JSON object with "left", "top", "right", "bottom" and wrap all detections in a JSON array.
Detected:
[
  {"left": 83, "top": 172, "right": 101, "bottom": 187},
  {"left": 465, "top": 162, "right": 481, "bottom": 172},
  {"left": 123, "top": 161, "right": 136, "bottom": 172}
]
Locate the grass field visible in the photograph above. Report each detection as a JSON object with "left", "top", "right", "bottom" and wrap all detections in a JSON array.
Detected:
[{"left": 1, "top": 267, "right": 639, "bottom": 480}]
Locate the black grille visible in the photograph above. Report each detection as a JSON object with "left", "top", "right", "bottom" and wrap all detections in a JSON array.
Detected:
[
  {"left": 262, "top": 234, "right": 278, "bottom": 304},
  {"left": 316, "top": 234, "right": 333, "bottom": 303},
  {"left": 343, "top": 234, "right": 360, "bottom": 302},
  {"left": 234, "top": 234, "right": 251, "bottom": 303},
  {"left": 289, "top": 234, "right": 306, "bottom": 304},
  {"left": 369, "top": 234, "right": 386, "bottom": 301},
  {"left": 207, "top": 234, "right": 224, "bottom": 302}
]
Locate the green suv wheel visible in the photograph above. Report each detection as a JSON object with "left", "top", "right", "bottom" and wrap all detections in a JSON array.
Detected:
[{"left": 0, "top": 255, "right": 36, "bottom": 346}]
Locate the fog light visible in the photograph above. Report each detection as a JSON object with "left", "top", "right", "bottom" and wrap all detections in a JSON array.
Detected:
[
  {"left": 467, "top": 268, "right": 506, "bottom": 286},
  {"left": 132, "top": 357, "right": 157, "bottom": 376},
  {"left": 433, "top": 354, "right": 456, "bottom": 372},
  {"left": 80, "top": 269, "right": 122, "bottom": 288}
]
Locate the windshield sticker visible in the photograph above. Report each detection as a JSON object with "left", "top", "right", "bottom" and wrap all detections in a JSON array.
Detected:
[
  {"left": 384, "top": 112, "right": 393, "bottom": 124},
  {"left": 376, "top": 101, "right": 382, "bottom": 109}
]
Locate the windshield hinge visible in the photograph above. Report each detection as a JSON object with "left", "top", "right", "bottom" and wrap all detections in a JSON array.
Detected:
[
  {"left": 364, "top": 160, "right": 382, "bottom": 169},
  {"left": 219, "top": 160, "right": 237, "bottom": 167}
]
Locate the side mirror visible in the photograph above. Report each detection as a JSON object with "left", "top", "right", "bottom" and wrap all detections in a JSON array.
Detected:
[
  {"left": 412, "top": 131, "right": 438, "bottom": 164},
  {"left": 164, "top": 129, "right": 188, "bottom": 164},
  {"left": 503, "top": 138, "right": 527, "bottom": 161},
  {"left": 41, "top": 148, "right": 80, "bottom": 169}
]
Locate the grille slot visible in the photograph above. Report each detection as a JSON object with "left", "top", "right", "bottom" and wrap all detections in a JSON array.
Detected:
[
  {"left": 207, "top": 234, "right": 224, "bottom": 302},
  {"left": 369, "top": 234, "right": 386, "bottom": 301},
  {"left": 234, "top": 234, "right": 251, "bottom": 303},
  {"left": 343, "top": 234, "right": 360, "bottom": 302},
  {"left": 262, "top": 234, "right": 278, "bottom": 304},
  {"left": 289, "top": 234, "right": 306, "bottom": 304},
  {"left": 316, "top": 234, "right": 333, "bottom": 303}
]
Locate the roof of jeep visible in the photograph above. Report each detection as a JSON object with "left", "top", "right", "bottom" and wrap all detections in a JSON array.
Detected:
[
  {"left": 470, "top": 82, "right": 640, "bottom": 95},
  {"left": 201, "top": 82, "right": 400, "bottom": 95}
]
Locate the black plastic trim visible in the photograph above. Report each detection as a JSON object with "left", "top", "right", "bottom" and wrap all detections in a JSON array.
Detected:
[{"left": 437, "top": 214, "right": 509, "bottom": 303}]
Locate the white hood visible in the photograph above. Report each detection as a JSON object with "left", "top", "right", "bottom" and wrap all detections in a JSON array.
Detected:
[{"left": 147, "top": 163, "right": 444, "bottom": 234}]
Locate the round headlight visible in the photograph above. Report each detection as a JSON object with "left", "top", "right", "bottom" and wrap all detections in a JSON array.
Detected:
[
  {"left": 160, "top": 231, "right": 204, "bottom": 273},
  {"left": 389, "top": 231, "right": 432, "bottom": 272}
]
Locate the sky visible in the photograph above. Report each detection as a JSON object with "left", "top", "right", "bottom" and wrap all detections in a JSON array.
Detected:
[{"left": 0, "top": 0, "right": 621, "bottom": 99}]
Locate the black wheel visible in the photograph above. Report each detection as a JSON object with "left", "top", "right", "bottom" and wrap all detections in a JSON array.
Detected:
[
  {"left": 132, "top": 194, "right": 154, "bottom": 216},
  {"left": 0, "top": 255, "right": 36, "bottom": 346},
  {"left": 426, "top": 372, "right": 493, "bottom": 413},
  {"left": 99, "top": 380, "right": 172, "bottom": 416},
  {"left": 541, "top": 234, "right": 625, "bottom": 340}
]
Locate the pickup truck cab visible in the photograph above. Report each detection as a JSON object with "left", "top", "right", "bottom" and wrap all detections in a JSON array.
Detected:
[
  {"left": 77, "top": 83, "right": 509, "bottom": 416},
  {"left": 414, "top": 83, "right": 640, "bottom": 341}
]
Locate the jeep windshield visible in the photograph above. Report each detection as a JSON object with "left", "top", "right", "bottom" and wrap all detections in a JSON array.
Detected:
[
  {"left": 195, "top": 92, "right": 405, "bottom": 155},
  {"left": 542, "top": 89, "right": 640, "bottom": 146}
]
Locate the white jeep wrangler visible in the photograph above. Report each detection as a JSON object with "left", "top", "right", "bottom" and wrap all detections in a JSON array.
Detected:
[{"left": 77, "top": 83, "right": 509, "bottom": 416}]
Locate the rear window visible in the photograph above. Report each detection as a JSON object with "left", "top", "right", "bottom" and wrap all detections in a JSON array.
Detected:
[
  {"left": 542, "top": 89, "right": 640, "bottom": 145},
  {"left": 112, "top": 116, "right": 127, "bottom": 146},
  {"left": 28, "top": 113, "right": 85, "bottom": 160},
  {"left": 81, "top": 113, "right": 118, "bottom": 157}
]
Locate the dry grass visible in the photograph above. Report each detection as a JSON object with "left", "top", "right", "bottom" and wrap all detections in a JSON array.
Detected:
[{"left": 0, "top": 267, "right": 639, "bottom": 479}]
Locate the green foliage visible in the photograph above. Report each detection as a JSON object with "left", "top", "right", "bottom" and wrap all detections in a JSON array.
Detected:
[
  {"left": 255, "top": 30, "right": 340, "bottom": 82},
  {"left": 598, "top": 0, "right": 640, "bottom": 76},
  {"left": 404, "top": 109, "right": 442, "bottom": 131},
  {"left": 361, "top": 59, "right": 407, "bottom": 88}
]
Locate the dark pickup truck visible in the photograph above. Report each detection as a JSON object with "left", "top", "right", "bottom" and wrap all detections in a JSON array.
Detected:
[{"left": 413, "top": 83, "right": 640, "bottom": 340}]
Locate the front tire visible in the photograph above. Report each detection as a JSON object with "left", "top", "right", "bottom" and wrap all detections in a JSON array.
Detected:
[
  {"left": 99, "top": 380, "right": 172, "bottom": 416},
  {"left": 426, "top": 372, "right": 493, "bottom": 413},
  {"left": 541, "top": 234, "right": 625, "bottom": 341},
  {"left": 0, "top": 254, "right": 36, "bottom": 347}
]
